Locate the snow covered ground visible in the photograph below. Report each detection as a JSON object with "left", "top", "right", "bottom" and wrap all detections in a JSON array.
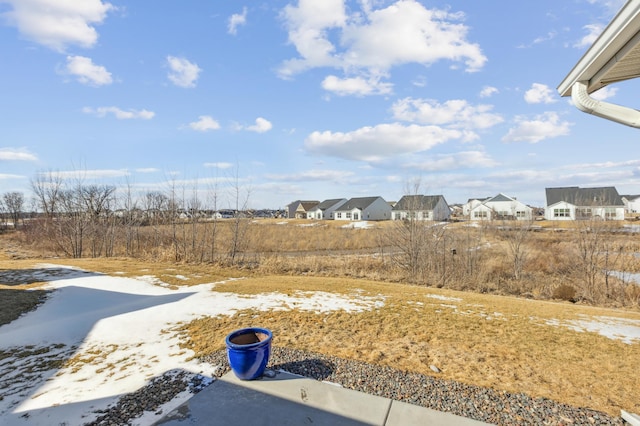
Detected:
[
  {"left": 0, "top": 263, "right": 638, "bottom": 425},
  {"left": 0, "top": 264, "right": 383, "bottom": 426}
]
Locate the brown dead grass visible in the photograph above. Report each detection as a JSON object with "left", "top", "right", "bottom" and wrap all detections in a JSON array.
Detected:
[
  {"left": 179, "top": 275, "right": 640, "bottom": 417},
  {"left": 2, "top": 231, "right": 640, "bottom": 416}
]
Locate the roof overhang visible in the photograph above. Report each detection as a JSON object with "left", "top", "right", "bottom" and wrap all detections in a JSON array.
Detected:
[{"left": 557, "top": 0, "right": 640, "bottom": 127}]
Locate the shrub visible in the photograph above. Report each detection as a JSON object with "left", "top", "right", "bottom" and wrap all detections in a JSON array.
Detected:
[{"left": 552, "top": 284, "right": 576, "bottom": 302}]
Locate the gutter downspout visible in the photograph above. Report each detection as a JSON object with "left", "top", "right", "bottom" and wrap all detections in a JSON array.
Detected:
[{"left": 571, "top": 80, "right": 640, "bottom": 128}]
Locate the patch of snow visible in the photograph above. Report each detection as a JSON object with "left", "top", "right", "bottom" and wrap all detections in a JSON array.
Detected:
[
  {"left": 545, "top": 315, "right": 640, "bottom": 344},
  {"left": 426, "top": 294, "right": 462, "bottom": 302},
  {"left": 607, "top": 270, "right": 640, "bottom": 285},
  {"left": 341, "top": 221, "right": 372, "bottom": 229},
  {"left": 0, "top": 265, "right": 386, "bottom": 425}
]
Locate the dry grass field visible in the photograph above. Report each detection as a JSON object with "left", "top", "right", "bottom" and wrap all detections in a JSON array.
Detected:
[
  {"left": 1, "top": 221, "right": 640, "bottom": 417},
  {"left": 1, "top": 251, "right": 639, "bottom": 416}
]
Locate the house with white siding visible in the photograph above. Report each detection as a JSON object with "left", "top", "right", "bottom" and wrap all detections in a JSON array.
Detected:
[
  {"left": 462, "top": 197, "right": 489, "bottom": 218},
  {"left": 286, "top": 200, "right": 319, "bottom": 219},
  {"left": 306, "top": 198, "right": 347, "bottom": 220},
  {"left": 621, "top": 194, "right": 640, "bottom": 214},
  {"left": 469, "top": 193, "right": 533, "bottom": 221},
  {"left": 544, "top": 186, "right": 625, "bottom": 221},
  {"left": 391, "top": 195, "right": 450, "bottom": 221},
  {"left": 333, "top": 196, "right": 391, "bottom": 221}
]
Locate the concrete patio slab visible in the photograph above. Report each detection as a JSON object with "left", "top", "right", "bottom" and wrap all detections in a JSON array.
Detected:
[{"left": 155, "top": 370, "right": 494, "bottom": 426}]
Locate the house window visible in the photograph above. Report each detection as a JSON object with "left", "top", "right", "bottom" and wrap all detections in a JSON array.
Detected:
[
  {"left": 554, "top": 208, "right": 570, "bottom": 218},
  {"left": 473, "top": 211, "right": 487, "bottom": 218},
  {"left": 604, "top": 208, "right": 616, "bottom": 219},
  {"left": 346, "top": 212, "right": 352, "bottom": 219},
  {"left": 336, "top": 212, "right": 342, "bottom": 219},
  {"left": 577, "top": 208, "right": 592, "bottom": 218},
  {"left": 516, "top": 211, "right": 526, "bottom": 218}
]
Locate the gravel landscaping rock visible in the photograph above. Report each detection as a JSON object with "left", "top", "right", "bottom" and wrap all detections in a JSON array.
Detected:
[{"left": 87, "top": 347, "right": 624, "bottom": 425}]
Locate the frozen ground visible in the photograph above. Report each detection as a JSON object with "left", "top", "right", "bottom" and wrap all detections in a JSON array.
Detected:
[
  {"left": 0, "top": 264, "right": 383, "bottom": 426},
  {"left": 0, "top": 264, "right": 638, "bottom": 425}
]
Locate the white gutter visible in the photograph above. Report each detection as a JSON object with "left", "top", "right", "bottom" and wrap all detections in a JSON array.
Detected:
[
  {"left": 558, "top": 0, "right": 640, "bottom": 97},
  {"left": 571, "top": 80, "right": 640, "bottom": 128}
]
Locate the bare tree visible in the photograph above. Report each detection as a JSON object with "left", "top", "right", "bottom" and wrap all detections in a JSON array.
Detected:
[
  {"left": 228, "top": 166, "right": 251, "bottom": 264},
  {"left": 500, "top": 219, "right": 533, "bottom": 281},
  {"left": 386, "top": 179, "right": 436, "bottom": 284},
  {"left": 2, "top": 191, "right": 24, "bottom": 229},
  {"left": 120, "top": 178, "right": 141, "bottom": 256},
  {"left": 31, "top": 170, "right": 63, "bottom": 218},
  {"left": 80, "top": 184, "right": 116, "bottom": 257},
  {"left": 573, "top": 217, "right": 610, "bottom": 303}
]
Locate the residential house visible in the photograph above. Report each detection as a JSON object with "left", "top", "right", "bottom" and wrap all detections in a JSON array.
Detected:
[
  {"left": 306, "top": 198, "right": 347, "bottom": 220},
  {"left": 286, "top": 200, "right": 319, "bottom": 219},
  {"left": 469, "top": 193, "right": 533, "bottom": 221},
  {"left": 544, "top": 186, "right": 625, "bottom": 220},
  {"left": 462, "top": 197, "right": 489, "bottom": 218},
  {"left": 621, "top": 194, "right": 640, "bottom": 214},
  {"left": 391, "top": 195, "right": 451, "bottom": 221},
  {"left": 333, "top": 196, "right": 391, "bottom": 221}
]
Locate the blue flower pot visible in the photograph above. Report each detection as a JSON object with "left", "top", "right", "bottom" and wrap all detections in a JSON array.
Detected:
[{"left": 225, "top": 327, "right": 272, "bottom": 380}]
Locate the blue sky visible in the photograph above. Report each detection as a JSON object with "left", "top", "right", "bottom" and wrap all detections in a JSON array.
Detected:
[{"left": 1, "top": 0, "right": 638, "bottom": 210}]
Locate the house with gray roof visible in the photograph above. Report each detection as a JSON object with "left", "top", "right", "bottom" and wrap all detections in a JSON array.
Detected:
[
  {"left": 469, "top": 193, "right": 533, "bottom": 221},
  {"left": 544, "top": 186, "right": 625, "bottom": 220},
  {"left": 333, "top": 196, "right": 391, "bottom": 221},
  {"left": 391, "top": 195, "right": 450, "bottom": 221},
  {"left": 621, "top": 194, "right": 640, "bottom": 214},
  {"left": 286, "top": 200, "right": 319, "bottom": 219},
  {"left": 306, "top": 198, "right": 348, "bottom": 220},
  {"left": 462, "top": 197, "right": 490, "bottom": 218}
]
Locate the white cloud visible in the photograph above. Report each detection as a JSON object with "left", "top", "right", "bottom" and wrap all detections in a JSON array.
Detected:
[
  {"left": 479, "top": 86, "right": 498, "bottom": 98},
  {"left": 591, "top": 86, "right": 618, "bottom": 100},
  {"left": 524, "top": 83, "right": 557, "bottom": 104},
  {"left": 574, "top": 23, "right": 604, "bottom": 48},
  {"left": 0, "top": 148, "right": 38, "bottom": 161},
  {"left": 502, "top": 112, "right": 571, "bottom": 143},
  {"left": 304, "top": 123, "right": 465, "bottom": 162},
  {"left": 391, "top": 97, "right": 503, "bottom": 131},
  {"left": 278, "top": 0, "right": 486, "bottom": 90},
  {"left": 1, "top": 0, "right": 113, "bottom": 52},
  {"left": 83, "top": 106, "right": 155, "bottom": 120},
  {"left": 65, "top": 55, "right": 112, "bottom": 86},
  {"left": 228, "top": 7, "right": 247, "bottom": 35},
  {"left": 402, "top": 151, "right": 498, "bottom": 171},
  {"left": 50, "top": 169, "right": 130, "bottom": 180},
  {"left": 0, "top": 173, "right": 25, "bottom": 180},
  {"left": 278, "top": 0, "right": 346, "bottom": 77},
  {"left": 266, "top": 169, "right": 355, "bottom": 181},
  {"left": 135, "top": 168, "right": 159, "bottom": 173},
  {"left": 204, "top": 162, "right": 234, "bottom": 169},
  {"left": 189, "top": 116, "right": 220, "bottom": 132},
  {"left": 246, "top": 117, "right": 272, "bottom": 133},
  {"left": 166, "top": 56, "right": 202, "bottom": 88},
  {"left": 321, "top": 75, "right": 393, "bottom": 96}
]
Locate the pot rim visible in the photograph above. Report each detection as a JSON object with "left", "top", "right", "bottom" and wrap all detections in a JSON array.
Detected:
[{"left": 225, "top": 327, "right": 272, "bottom": 350}]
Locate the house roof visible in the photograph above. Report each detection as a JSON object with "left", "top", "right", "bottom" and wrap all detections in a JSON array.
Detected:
[
  {"left": 485, "top": 193, "right": 515, "bottom": 203},
  {"left": 299, "top": 201, "right": 319, "bottom": 211},
  {"left": 558, "top": 0, "right": 640, "bottom": 97},
  {"left": 466, "top": 197, "right": 490, "bottom": 203},
  {"left": 312, "top": 198, "right": 346, "bottom": 210},
  {"left": 287, "top": 200, "right": 318, "bottom": 208},
  {"left": 392, "top": 195, "right": 445, "bottom": 211},
  {"left": 335, "top": 196, "right": 383, "bottom": 211},
  {"left": 545, "top": 186, "right": 624, "bottom": 207},
  {"left": 621, "top": 194, "right": 640, "bottom": 201}
]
